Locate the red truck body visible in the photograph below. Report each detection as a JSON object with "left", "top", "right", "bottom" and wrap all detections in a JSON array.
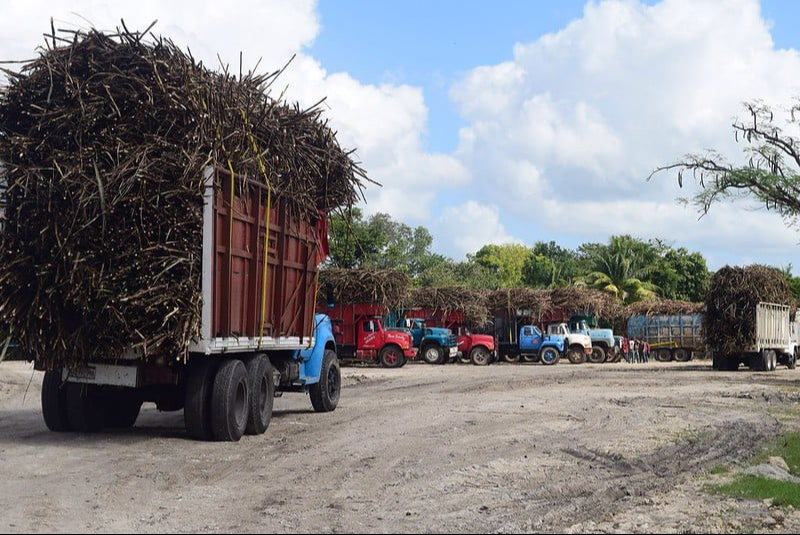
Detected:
[
  {"left": 324, "top": 303, "right": 416, "bottom": 367},
  {"left": 405, "top": 309, "right": 496, "bottom": 365}
]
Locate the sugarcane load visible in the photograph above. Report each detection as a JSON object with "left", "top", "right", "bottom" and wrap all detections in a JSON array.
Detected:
[{"left": 0, "top": 24, "right": 368, "bottom": 440}]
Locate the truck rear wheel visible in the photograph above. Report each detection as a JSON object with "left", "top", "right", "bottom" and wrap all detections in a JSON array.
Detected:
[
  {"left": 540, "top": 347, "right": 560, "bottom": 366},
  {"left": 588, "top": 346, "right": 606, "bottom": 364},
  {"left": 503, "top": 353, "right": 520, "bottom": 363},
  {"left": 470, "top": 347, "right": 491, "bottom": 366},
  {"left": 673, "top": 348, "right": 691, "bottom": 362},
  {"left": 66, "top": 383, "right": 106, "bottom": 433},
  {"left": 106, "top": 391, "right": 142, "bottom": 428},
  {"left": 421, "top": 345, "right": 444, "bottom": 365},
  {"left": 211, "top": 359, "right": 249, "bottom": 442},
  {"left": 379, "top": 345, "right": 405, "bottom": 368},
  {"left": 310, "top": 349, "right": 340, "bottom": 413},
  {"left": 184, "top": 359, "right": 218, "bottom": 441},
  {"left": 655, "top": 349, "right": 672, "bottom": 362},
  {"left": 245, "top": 355, "right": 275, "bottom": 436},
  {"left": 41, "top": 370, "right": 71, "bottom": 432}
]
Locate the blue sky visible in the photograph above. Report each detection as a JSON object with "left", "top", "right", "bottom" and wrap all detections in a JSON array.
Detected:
[{"left": 2, "top": 0, "right": 799, "bottom": 275}]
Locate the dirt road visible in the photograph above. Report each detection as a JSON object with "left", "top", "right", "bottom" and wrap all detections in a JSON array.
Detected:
[{"left": 1, "top": 359, "right": 799, "bottom": 533}]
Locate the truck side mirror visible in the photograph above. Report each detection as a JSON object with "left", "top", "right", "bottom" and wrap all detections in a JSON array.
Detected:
[{"left": 325, "top": 282, "right": 335, "bottom": 308}]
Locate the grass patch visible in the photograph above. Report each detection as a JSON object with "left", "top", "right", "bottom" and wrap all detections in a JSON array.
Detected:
[
  {"left": 708, "top": 476, "right": 800, "bottom": 507},
  {"left": 705, "top": 431, "right": 800, "bottom": 506},
  {"left": 708, "top": 465, "right": 730, "bottom": 475}
]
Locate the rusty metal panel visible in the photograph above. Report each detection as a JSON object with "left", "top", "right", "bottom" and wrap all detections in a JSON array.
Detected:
[{"left": 211, "top": 168, "right": 321, "bottom": 341}]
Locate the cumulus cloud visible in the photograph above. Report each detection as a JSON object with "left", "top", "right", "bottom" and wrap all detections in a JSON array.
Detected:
[
  {"left": 432, "top": 201, "right": 520, "bottom": 259},
  {"left": 446, "top": 0, "right": 800, "bottom": 266}
]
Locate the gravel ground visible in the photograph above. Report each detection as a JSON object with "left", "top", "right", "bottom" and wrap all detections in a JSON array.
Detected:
[{"left": 1, "top": 358, "right": 799, "bottom": 533}]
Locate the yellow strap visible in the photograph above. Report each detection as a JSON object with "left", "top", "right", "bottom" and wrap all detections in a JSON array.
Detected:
[{"left": 259, "top": 187, "right": 271, "bottom": 347}]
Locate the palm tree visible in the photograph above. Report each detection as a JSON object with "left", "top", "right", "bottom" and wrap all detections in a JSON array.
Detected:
[{"left": 577, "top": 236, "right": 658, "bottom": 305}]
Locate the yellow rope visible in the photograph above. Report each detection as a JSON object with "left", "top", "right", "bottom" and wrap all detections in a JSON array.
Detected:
[{"left": 239, "top": 108, "right": 273, "bottom": 347}]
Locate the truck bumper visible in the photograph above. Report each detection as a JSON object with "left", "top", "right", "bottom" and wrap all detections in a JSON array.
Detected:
[{"left": 404, "top": 348, "right": 418, "bottom": 358}]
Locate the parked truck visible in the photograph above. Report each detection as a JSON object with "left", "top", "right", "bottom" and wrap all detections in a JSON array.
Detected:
[
  {"left": 325, "top": 303, "right": 417, "bottom": 368},
  {"left": 38, "top": 167, "right": 341, "bottom": 442},
  {"left": 568, "top": 315, "right": 619, "bottom": 363},
  {"left": 496, "top": 324, "right": 569, "bottom": 365},
  {"left": 627, "top": 313, "right": 703, "bottom": 362},
  {"left": 385, "top": 311, "right": 458, "bottom": 365},
  {"left": 402, "top": 309, "right": 495, "bottom": 366},
  {"left": 544, "top": 323, "right": 594, "bottom": 364},
  {"left": 713, "top": 302, "right": 798, "bottom": 371}
]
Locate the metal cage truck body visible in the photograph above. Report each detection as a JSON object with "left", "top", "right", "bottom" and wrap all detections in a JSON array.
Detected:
[
  {"left": 713, "top": 302, "right": 798, "bottom": 372},
  {"left": 626, "top": 313, "right": 703, "bottom": 362},
  {"left": 38, "top": 167, "right": 341, "bottom": 441}
]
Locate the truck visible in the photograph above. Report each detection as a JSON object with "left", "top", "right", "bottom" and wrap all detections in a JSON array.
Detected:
[
  {"left": 37, "top": 167, "right": 341, "bottom": 442},
  {"left": 713, "top": 302, "right": 798, "bottom": 371},
  {"left": 400, "top": 309, "right": 494, "bottom": 366},
  {"left": 497, "top": 324, "right": 568, "bottom": 365},
  {"left": 568, "top": 315, "right": 619, "bottom": 363},
  {"left": 325, "top": 303, "right": 417, "bottom": 368},
  {"left": 385, "top": 312, "right": 458, "bottom": 365},
  {"left": 544, "top": 323, "right": 594, "bottom": 364},
  {"left": 626, "top": 313, "right": 703, "bottom": 362}
]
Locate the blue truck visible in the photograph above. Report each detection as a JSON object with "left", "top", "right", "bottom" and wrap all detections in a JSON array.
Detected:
[
  {"left": 569, "top": 315, "right": 619, "bottom": 363},
  {"left": 497, "top": 324, "right": 569, "bottom": 365},
  {"left": 386, "top": 313, "right": 458, "bottom": 365}
]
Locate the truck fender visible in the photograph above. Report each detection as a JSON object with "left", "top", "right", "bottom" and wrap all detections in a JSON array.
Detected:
[{"left": 299, "top": 314, "right": 336, "bottom": 384}]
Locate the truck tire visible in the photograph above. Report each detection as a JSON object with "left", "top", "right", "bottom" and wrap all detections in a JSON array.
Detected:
[
  {"left": 673, "top": 348, "right": 691, "bottom": 362},
  {"left": 211, "top": 359, "right": 249, "bottom": 442},
  {"left": 767, "top": 350, "right": 777, "bottom": 372},
  {"left": 245, "top": 355, "right": 275, "bottom": 436},
  {"left": 568, "top": 346, "right": 586, "bottom": 364},
  {"left": 421, "top": 345, "right": 444, "bottom": 365},
  {"left": 655, "top": 349, "right": 672, "bottom": 362},
  {"left": 470, "top": 347, "right": 491, "bottom": 366},
  {"left": 788, "top": 352, "right": 797, "bottom": 370},
  {"left": 588, "top": 345, "right": 606, "bottom": 364},
  {"left": 503, "top": 353, "right": 520, "bottom": 363},
  {"left": 66, "top": 383, "right": 106, "bottom": 433},
  {"left": 310, "top": 349, "right": 340, "bottom": 413},
  {"left": 184, "top": 359, "right": 218, "bottom": 441},
  {"left": 379, "top": 345, "right": 405, "bottom": 368},
  {"left": 540, "top": 347, "right": 560, "bottom": 366},
  {"left": 41, "top": 370, "right": 72, "bottom": 432},
  {"left": 106, "top": 391, "right": 142, "bottom": 428},
  {"left": 522, "top": 353, "right": 538, "bottom": 363}
]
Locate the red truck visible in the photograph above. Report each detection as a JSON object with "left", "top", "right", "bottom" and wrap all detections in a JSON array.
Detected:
[
  {"left": 405, "top": 309, "right": 496, "bottom": 366},
  {"left": 35, "top": 167, "right": 340, "bottom": 442},
  {"left": 324, "top": 303, "right": 417, "bottom": 368}
]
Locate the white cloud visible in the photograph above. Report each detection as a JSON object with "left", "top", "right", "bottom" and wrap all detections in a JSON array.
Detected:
[
  {"left": 432, "top": 201, "right": 520, "bottom": 258},
  {"left": 449, "top": 0, "right": 800, "bottom": 268}
]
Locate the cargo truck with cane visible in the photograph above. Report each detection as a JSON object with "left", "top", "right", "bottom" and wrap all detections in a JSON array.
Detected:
[
  {"left": 712, "top": 302, "right": 798, "bottom": 371},
  {"left": 37, "top": 167, "right": 342, "bottom": 441},
  {"left": 0, "top": 26, "right": 369, "bottom": 442}
]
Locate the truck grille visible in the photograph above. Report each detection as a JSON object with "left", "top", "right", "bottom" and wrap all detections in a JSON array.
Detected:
[{"left": 448, "top": 334, "right": 457, "bottom": 347}]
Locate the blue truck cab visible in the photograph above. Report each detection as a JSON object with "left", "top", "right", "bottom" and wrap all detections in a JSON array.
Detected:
[
  {"left": 386, "top": 313, "right": 458, "bottom": 365},
  {"left": 569, "top": 315, "right": 617, "bottom": 363},
  {"left": 498, "top": 324, "right": 566, "bottom": 365}
]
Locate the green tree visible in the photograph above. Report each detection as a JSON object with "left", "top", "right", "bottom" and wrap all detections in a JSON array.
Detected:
[
  {"left": 651, "top": 247, "right": 710, "bottom": 302},
  {"left": 522, "top": 241, "right": 580, "bottom": 288},
  {"left": 576, "top": 235, "right": 658, "bottom": 304},
  {"left": 473, "top": 243, "right": 532, "bottom": 287},
  {"left": 652, "top": 101, "right": 800, "bottom": 231},
  {"left": 327, "top": 210, "right": 436, "bottom": 277},
  {"left": 417, "top": 257, "right": 501, "bottom": 289}
]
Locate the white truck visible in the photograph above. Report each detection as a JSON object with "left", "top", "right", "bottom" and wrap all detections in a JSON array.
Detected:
[
  {"left": 546, "top": 323, "right": 593, "bottom": 364},
  {"left": 713, "top": 302, "right": 798, "bottom": 371}
]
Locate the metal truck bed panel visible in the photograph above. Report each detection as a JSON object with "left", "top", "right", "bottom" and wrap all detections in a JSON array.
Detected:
[
  {"left": 749, "top": 302, "right": 791, "bottom": 351},
  {"left": 627, "top": 314, "right": 703, "bottom": 349},
  {"left": 198, "top": 167, "right": 323, "bottom": 353}
]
